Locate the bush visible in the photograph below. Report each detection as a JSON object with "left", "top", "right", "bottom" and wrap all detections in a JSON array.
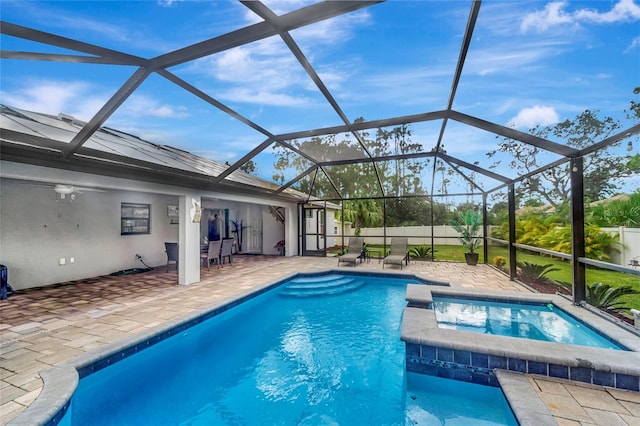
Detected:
[
  {"left": 410, "top": 245, "right": 435, "bottom": 260},
  {"left": 516, "top": 261, "right": 560, "bottom": 284},
  {"left": 493, "top": 256, "right": 506, "bottom": 269},
  {"left": 586, "top": 282, "right": 639, "bottom": 312},
  {"left": 538, "top": 224, "right": 620, "bottom": 261}
]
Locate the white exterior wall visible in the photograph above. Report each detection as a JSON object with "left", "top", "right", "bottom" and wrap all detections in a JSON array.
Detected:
[
  {"left": 0, "top": 178, "right": 179, "bottom": 289},
  {"left": 262, "top": 209, "right": 285, "bottom": 255},
  {"left": 0, "top": 161, "right": 298, "bottom": 289}
]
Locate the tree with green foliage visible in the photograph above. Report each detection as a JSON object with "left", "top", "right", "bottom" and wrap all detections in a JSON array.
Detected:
[
  {"left": 338, "top": 199, "right": 383, "bottom": 231},
  {"left": 587, "top": 191, "right": 640, "bottom": 228},
  {"left": 488, "top": 109, "right": 638, "bottom": 206}
]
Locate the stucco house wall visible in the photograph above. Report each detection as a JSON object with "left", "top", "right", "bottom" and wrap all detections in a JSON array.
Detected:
[{"left": 0, "top": 162, "right": 298, "bottom": 290}]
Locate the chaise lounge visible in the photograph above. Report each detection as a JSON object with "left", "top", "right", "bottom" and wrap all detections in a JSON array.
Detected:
[
  {"left": 383, "top": 237, "right": 409, "bottom": 270},
  {"left": 338, "top": 236, "right": 364, "bottom": 267}
]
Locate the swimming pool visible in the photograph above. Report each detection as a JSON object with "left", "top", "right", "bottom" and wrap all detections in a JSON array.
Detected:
[
  {"left": 433, "top": 296, "right": 627, "bottom": 350},
  {"left": 46, "top": 272, "right": 517, "bottom": 425}
]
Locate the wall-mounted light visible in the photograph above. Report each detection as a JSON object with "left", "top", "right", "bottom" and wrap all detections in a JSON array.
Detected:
[
  {"left": 54, "top": 184, "right": 74, "bottom": 195},
  {"left": 628, "top": 141, "right": 633, "bottom": 152},
  {"left": 572, "top": 165, "right": 578, "bottom": 173}
]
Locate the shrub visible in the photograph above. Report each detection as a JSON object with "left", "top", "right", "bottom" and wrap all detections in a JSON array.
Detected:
[
  {"left": 493, "top": 256, "right": 506, "bottom": 269},
  {"left": 586, "top": 282, "right": 639, "bottom": 312},
  {"left": 516, "top": 261, "right": 561, "bottom": 284},
  {"left": 537, "top": 224, "right": 620, "bottom": 261},
  {"left": 410, "top": 245, "right": 435, "bottom": 260}
]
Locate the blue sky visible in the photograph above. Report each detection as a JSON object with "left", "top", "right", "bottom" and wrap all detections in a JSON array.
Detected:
[{"left": 1, "top": 0, "right": 639, "bottom": 192}]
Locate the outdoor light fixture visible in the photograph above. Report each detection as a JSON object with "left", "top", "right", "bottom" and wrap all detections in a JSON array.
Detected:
[
  {"left": 628, "top": 141, "right": 633, "bottom": 152},
  {"left": 572, "top": 165, "right": 578, "bottom": 172},
  {"left": 54, "top": 184, "right": 74, "bottom": 195}
]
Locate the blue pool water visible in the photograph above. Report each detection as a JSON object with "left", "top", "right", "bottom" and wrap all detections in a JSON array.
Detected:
[
  {"left": 61, "top": 273, "right": 517, "bottom": 425},
  {"left": 433, "top": 296, "right": 626, "bottom": 350}
]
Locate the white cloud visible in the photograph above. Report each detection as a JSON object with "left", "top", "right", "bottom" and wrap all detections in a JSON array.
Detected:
[
  {"left": 157, "top": 0, "right": 184, "bottom": 7},
  {"left": 215, "top": 88, "right": 307, "bottom": 107},
  {"left": 469, "top": 41, "right": 566, "bottom": 76},
  {"left": 521, "top": 0, "right": 640, "bottom": 32},
  {"left": 122, "top": 95, "right": 190, "bottom": 118},
  {"left": 575, "top": 0, "right": 640, "bottom": 23},
  {"left": 625, "top": 36, "right": 640, "bottom": 53},
  {"left": 521, "top": 1, "right": 575, "bottom": 32},
  {"left": 508, "top": 105, "right": 560, "bottom": 129},
  {"left": 0, "top": 79, "right": 105, "bottom": 121},
  {"left": 181, "top": 5, "right": 371, "bottom": 107}
]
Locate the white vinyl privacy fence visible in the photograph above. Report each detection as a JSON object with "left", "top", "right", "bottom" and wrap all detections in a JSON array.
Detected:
[
  {"left": 349, "top": 225, "right": 639, "bottom": 268},
  {"left": 602, "top": 227, "right": 640, "bottom": 267}
]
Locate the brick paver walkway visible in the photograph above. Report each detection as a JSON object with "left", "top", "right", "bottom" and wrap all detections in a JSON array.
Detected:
[{"left": 1, "top": 256, "right": 638, "bottom": 425}]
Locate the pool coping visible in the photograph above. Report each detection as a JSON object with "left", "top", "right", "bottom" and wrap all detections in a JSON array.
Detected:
[
  {"left": 494, "top": 370, "right": 557, "bottom": 426},
  {"left": 10, "top": 269, "right": 444, "bottom": 426},
  {"left": 401, "top": 285, "right": 640, "bottom": 389}
]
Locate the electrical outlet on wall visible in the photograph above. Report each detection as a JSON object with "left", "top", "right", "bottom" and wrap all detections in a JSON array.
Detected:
[
  {"left": 70, "top": 257, "right": 75, "bottom": 263},
  {"left": 59, "top": 258, "right": 66, "bottom": 265}
]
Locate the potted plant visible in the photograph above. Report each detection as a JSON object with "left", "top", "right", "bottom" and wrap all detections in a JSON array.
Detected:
[
  {"left": 450, "top": 209, "right": 482, "bottom": 265},
  {"left": 274, "top": 240, "right": 286, "bottom": 256}
]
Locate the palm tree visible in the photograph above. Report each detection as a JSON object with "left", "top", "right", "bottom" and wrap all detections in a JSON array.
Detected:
[
  {"left": 586, "top": 282, "right": 639, "bottom": 311},
  {"left": 340, "top": 199, "right": 383, "bottom": 232}
]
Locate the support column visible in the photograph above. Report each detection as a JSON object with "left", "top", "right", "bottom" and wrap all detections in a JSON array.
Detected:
[
  {"left": 178, "top": 194, "right": 201, "bottom": 286},
  {"left": 570, "top": 157, "right": 586, "bottom": 304},
  {"left": 482, "top": 193, "right": 488, "bottom": 265},
  {"left": 284, "top": 204, "right": 297, "bottom": 257},
  {"left": 508, "top": 184, "right": 517, "bottom": 280}
]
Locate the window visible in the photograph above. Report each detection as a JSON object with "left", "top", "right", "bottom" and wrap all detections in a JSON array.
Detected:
[{"left": 121, "top": 203, "right": 150, "bottom": 235}]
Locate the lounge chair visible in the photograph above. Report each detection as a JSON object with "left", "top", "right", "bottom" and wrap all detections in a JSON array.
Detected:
[
  {"left": 383, "top": 237, "right": 409, "bottom": 270},
  {"left": 165, "top": 242, "right": 178, "bottom": 272},
  {"left": 338, "top": 236, "right": 364, "bottom": 266}
]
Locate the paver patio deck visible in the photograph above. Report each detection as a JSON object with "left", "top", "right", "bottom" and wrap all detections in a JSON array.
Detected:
[{"left": 1, "top": 256, "right": 638, "bottom": 425}]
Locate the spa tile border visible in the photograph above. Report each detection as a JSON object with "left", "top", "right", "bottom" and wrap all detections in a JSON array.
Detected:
[{"left": 402, "top": 286, "right": 640, "bottom": 393}]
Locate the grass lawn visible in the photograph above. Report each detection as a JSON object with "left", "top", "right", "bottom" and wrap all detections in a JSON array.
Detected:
[{"left": 330, "top": 243, "right": 640, "bottom": 311}]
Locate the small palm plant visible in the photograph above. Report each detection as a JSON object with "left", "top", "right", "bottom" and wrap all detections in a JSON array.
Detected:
[
  {"left": 516, "top": 261, "right": 560, "bottom": 284},
  {"left": 586, "top": 282, "right": 639, "bottom": 312},
  {"left": 410, "top": 245, "right": 435, "bottom": 260},
  {"left": 450, "top": 209, "right": 482, "bottom": 265}
]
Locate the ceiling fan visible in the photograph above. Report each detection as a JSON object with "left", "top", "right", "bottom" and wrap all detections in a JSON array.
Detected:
[
  {"left": 53, "top": 184, "right": 102, "bottom": 194},
  {"left": 52, "top": 184, "right": 105, "bottom": 198}
]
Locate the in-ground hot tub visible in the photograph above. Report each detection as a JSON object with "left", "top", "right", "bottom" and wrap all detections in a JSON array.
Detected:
[
  {"left": 432, "top": 295, "right": 627, "bottom": 350},
  {"left": 401, "top": 285, "right": 640, "bottom": 391}
]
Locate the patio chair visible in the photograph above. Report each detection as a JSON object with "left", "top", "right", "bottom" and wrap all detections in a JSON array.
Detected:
[
  {"left": 220, "top": 238, "right": 234, "bottom": 265},
  {"left": 629, "top": 256, "right": 640, "bottom": 269},
  {"left": 201, "top": 240, "right": 222, "bottom": 269},
  {"left": 165, "top": 242, "right": 178, "bottom": 272},
  {"left": 383, "top": 237, "right": 409, "bottom": 270},
  {"left": 338, "top": 236, "right": 364, "bottom": 266}
]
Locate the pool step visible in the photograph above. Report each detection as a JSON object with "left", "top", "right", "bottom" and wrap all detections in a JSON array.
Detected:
[
  {"left": 280, "top": 277, "right": 365, "bottom": 298},
  {"left": 286, "top": 276, "right": 354, "bottom": 290},
  {"left": 286, "top": 274, "right": 345, "bottom": 284}
]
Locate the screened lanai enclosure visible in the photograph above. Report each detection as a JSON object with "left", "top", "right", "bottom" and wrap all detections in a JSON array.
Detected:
[{"left": 1, "top": 1, "right": 639, "bottom": 304}]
